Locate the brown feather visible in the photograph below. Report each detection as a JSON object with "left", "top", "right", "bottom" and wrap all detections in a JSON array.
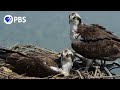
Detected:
[
  {"left": 71, "top": 22, "right": 120, "bottom": 61},
  {"left": 77, "top": 24, "right": 120, "bottom": 41},
  {"left": 71, "top": 39, "right": 120, "bottom": 61}
]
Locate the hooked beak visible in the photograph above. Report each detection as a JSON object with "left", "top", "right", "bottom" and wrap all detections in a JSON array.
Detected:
[
  {"left": 69, "top": 18, "right": 71, "bottom": 24},
  {"left": 69, "top": 15, "right": 72, "bottom": 24},
  {"left": 69, "top": 19, "right": 72, "bottom": 24}
]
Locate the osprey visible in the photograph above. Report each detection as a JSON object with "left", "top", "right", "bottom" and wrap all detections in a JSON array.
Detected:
[
  {"left": 69, "top": 12, "right": 120, "bottom": 62},
  {"left": 50, "top": 49, "right": 74, "bottom": 76}
]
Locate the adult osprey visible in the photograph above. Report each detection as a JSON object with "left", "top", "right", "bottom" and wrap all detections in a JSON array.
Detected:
[{"left": 69, "top": 12, "right": 120, "bottom": 62}]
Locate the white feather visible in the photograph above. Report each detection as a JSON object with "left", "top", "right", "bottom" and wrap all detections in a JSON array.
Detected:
[{"left": 50, "top": 66, "right": 60, "bottom": 72}]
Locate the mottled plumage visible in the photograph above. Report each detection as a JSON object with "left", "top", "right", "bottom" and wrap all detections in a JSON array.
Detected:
[
  {"left": 69, "top": 12, "right": 120, "bottom": 61},
  {"left": 76, "top": 24, "right": 120, "bottom": 41}
]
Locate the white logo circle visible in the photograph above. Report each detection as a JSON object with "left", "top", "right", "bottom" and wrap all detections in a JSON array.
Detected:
[{"left": 4, "top": 15, "right": 13, "bottom": 24}]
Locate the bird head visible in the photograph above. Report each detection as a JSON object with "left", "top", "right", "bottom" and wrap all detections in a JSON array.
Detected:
[
  {"left": 59, "top": 49, "right": 74, "bottom": 76},
  {"left": 69, "top": 12, "right": 82, "bottom": 25},
  {"left": 61, "top": 49, "right": 74, "bottom": 62}
]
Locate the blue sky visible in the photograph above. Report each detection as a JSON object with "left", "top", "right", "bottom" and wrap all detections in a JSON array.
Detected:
[{"left": 0, "top": 11, "right": 120, "bottom": 52}]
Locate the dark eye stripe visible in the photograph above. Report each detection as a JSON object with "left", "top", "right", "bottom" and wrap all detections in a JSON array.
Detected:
[
  {"left": 66, "top": 54, "right": 69, "bottom": 58},
  {"left": 66, "top": 54, "right": 72, "bottom": 58},
  {"left": 73, "top": 17, "right": 76, "bottom": 19}
]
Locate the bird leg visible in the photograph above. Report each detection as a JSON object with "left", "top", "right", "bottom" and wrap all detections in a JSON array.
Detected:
[
  {"left": 84, "top": 59, "right": 93, "bottom": 72},
  {"left": 73, "top": 53, "right": 94, "bottom": 72}
]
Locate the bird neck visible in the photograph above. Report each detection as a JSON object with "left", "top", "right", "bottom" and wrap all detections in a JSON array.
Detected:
[
  {"left": 61, "top": 60, "right": 73, "bottom": 76},
  {"left": 70, "top": 20, "right": 80, "bottom": 41}
]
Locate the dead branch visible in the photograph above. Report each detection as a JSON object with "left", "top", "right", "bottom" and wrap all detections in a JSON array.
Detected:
[{"left": 76, "top": 70, "right": 84, "bottom": 79}]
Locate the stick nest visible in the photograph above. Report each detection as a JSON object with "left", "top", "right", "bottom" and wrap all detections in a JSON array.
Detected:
[{"left": 0, "top": 44, "right": 119, "bottom": 79}]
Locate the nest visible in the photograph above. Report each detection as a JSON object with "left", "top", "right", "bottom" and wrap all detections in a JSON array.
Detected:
[{"left": 0, "top": 44, "right": 120, "bottom": 79}]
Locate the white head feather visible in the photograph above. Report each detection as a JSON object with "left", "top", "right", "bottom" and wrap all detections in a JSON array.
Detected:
[
  {"left": 50, "top": 49, "right": 74, "bottom": 76},
  {"left": 69, "top": 12, "right": 82, "bottom": 41},
  {"left": 60, "top": 49, "right": 74, "bottom": 76},
  {"left": 69, "top": 12, "right": 81, "bottom": 22}
]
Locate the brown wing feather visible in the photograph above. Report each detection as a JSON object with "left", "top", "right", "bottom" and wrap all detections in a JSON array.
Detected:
[
  {"left": 77, "top": 24, "right": 120, "bottom": 41},
  {"left": 91, "top": 24, "right": 112, "bottom": 34},
  {"left": 71, "top": 39, "right": 120, "bottom": 61}
]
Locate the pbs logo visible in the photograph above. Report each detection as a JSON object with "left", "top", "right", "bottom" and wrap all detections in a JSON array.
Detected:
[
  {"left": 4, "top": 15, "right": 26, "bottom": 24},
  {"left": 4, "top": 15, "right": 13, "bottom": 24}
]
